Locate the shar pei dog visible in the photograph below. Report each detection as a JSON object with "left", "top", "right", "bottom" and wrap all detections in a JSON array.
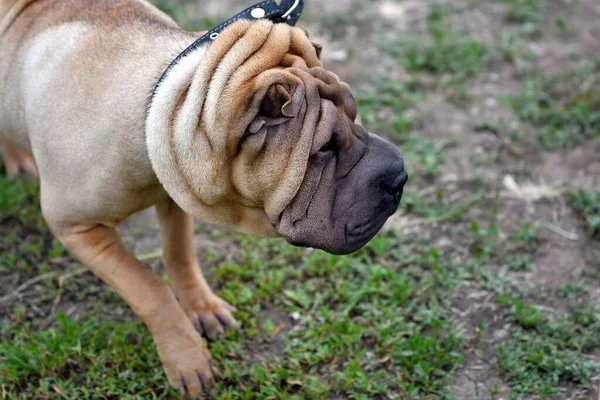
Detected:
[{"left": 0, "top": 0, "right": 407, "bottom": 396}]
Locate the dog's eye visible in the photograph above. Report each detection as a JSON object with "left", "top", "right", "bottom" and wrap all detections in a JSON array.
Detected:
[{"left": 319, "top": 133, "right": 337, "bottom": 153}]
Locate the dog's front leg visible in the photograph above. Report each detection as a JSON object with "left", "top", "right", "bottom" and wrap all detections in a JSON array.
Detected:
[
  {"left": 57, "top": 224, "right": 214, "bottom": 398},
  {"left": 0, "top": 138, "right": 38, "bottom": 178},
  {"left": 156, "top": 199, "right": 238, "bottom": 341}
]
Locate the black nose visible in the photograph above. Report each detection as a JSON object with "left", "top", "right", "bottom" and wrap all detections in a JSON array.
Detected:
[{"left": 383, "top": 170, "right": 408, "bottom": 198}]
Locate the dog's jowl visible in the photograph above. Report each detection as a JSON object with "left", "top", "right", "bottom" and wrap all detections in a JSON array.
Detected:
[{"left": 0, "top": 0, "right": 406, "bottom": 396}]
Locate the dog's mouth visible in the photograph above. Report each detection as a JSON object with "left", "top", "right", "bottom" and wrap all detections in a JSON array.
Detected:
[
  {"left": 278, "top": 209, "right": 394, "bottom": 255},
  {"left": 276, "top": 180, "right": 403, "bottom": 255},
  {"left": 274, "top": 132, "right": 406, "bottom": 255},
  {"left": 347, "top": 218, "right": 382, "bottom": 238}
]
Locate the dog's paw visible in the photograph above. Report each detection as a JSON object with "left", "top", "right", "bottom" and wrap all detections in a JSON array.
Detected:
[
  {"left": 184, "top": 295, "right": 239, "bottom": 341},
  {"left": 157, "top": 333, "right": 215, "bottom": 399}
]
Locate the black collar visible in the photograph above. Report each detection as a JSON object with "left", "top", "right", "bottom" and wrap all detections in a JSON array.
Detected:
[{"left": 153, "top": 0, "right": 304, "bottom": 95}]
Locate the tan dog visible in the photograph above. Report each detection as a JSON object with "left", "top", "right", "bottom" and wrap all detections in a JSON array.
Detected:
[{"left": 0, "top": 0, "right": 407, "bottom": 397}]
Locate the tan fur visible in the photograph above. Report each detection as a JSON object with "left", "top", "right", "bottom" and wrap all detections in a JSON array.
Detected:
[
  {"left": 146, "top": 19, "right": 323, "bottom": 236},
  {"left": 0, "top": 0, "right": 334, "bottom": 397}
]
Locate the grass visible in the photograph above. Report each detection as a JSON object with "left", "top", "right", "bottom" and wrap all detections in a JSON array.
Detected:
[
  {"left": 1, "top": 229, "right": 468, "bottom": 399},
  {"left": 469, "top": 219, "right": 600, "bottom": 397},
  {"left": 356, "top": 80, "right": 423, "bottom": 142},
  {"left": 199, "top": 234, "right": 467, "bottom": 398},
  {"left": 356, "top": 80, "right": 451, "bottom": 179},
  {"left": 496, "top": 297, "right": 600, "bottom": 397},
  {"left": 401, "top": 34, "right": 491, "bottom": 80},
  {"left": 318, "top": 0, "right": 377, "bottom": 40},
  {"left": 502, "top": 0, "right": 544, "bottom": 25},
  {"left": 477, "top": 60, "right": 600, "bottom": 152},
  {"left": 501, "top": 0, "right": 545, "bottom": 39},
  {"left": 497, "top": 329, "right": 599, "bottom": 398},
  {"left": 3, "top": 0, "right": 600, "bottom": 398},
  {"left": 568, "top": 190, "right": 600, "bottom": 238},
  {"left": 151, "top": 0, "right": 216, "bottom": 31},
  {"left": 0, "top": 175, "right": 45, "bottom": 230},
  {"left": 384, "top": 4, "right": 495, "bottom": 81},
  {"left": 1, "top": 314, "right": 173, "bottom": 399},
  {"left": 509, "top": 60, "right": 600, "bottom": 150}
]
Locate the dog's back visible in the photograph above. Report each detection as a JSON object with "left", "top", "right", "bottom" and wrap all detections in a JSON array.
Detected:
[
  {"left": 0, "top": 0, "right": 189, "bottom": 149},
  {"left": 0, "top": 0, "right": 194, "bottom": 220},
  {"left": 1, "top": 0, "right": 178, "bottom": 32}
]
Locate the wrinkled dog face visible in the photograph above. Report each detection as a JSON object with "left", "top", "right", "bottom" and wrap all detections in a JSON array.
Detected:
[
  {"left": 229, "top": 24, "right": 407, "bottom": 254},
  {"left": 148, "top": 20, "right": 407, "bottom": 255}
]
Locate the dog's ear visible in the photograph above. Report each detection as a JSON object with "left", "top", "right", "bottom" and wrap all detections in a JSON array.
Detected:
[
  {"left": 260, "top": 83, "right": 294, "bottom": 118},
  {"left": 249, "top": 84, "right": 296, "bottom": 133},
  {"left": 299, "top": 28, "right": 323, "bottom": 60},
  {"left": 312, "top": 42, "right": 323, "bottom": 59}
]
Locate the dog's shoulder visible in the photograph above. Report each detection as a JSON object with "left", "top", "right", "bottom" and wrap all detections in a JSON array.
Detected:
[{"left": 4, "top": 0, "right": 179, "bottom": 40}]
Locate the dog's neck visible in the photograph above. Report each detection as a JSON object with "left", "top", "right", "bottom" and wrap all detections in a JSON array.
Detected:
[
  {"left": 145, "top": 18, "right": 320, "bottom": 236},
  {"left": 150, "top": 0, "right": 304, "bottom": 109}
]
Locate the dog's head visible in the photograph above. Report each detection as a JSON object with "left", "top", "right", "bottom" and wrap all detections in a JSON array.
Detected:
[{"left": 147, "top": 20, "right": 406, "bottom": 255}]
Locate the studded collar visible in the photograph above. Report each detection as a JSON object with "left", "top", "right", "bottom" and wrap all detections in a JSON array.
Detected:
[{"left": 152, "top": 0, "right": 304, "bottom": 99}]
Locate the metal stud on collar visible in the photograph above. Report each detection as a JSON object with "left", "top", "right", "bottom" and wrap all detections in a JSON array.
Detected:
[{"left": 250, "top": 8, "right": 266, "bottom": 18}]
